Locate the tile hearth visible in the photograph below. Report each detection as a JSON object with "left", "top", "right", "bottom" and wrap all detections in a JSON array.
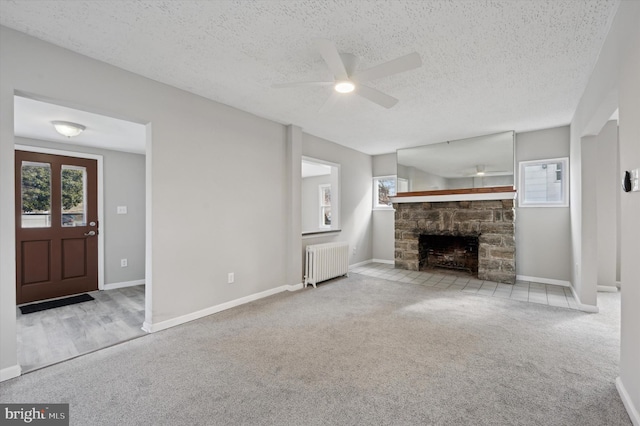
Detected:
[{"left": 351, "top": 262, "right": 578, "bottom": 310}]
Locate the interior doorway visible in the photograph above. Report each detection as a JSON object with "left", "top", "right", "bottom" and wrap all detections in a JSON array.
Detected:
[{"left": 13, "top": 94, "right": 148, "bottom": 372}]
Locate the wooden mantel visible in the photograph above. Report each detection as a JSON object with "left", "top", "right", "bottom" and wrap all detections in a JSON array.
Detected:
[
  {"left": 391, "top": 186, "right": 516, "bottom": 204},
  {"left": 394, "top": 186, "right": 515, "bottom": 197}
]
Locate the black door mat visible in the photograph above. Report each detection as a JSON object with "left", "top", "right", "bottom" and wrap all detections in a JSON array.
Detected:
[{"left": 20, "top": 293, "right": 95, "bottom": 314}]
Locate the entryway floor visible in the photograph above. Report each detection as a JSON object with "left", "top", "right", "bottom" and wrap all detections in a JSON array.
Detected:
[
  {"left": 17, "top": 285, "right": 146, "bottom": 372},
  {"left": 352, "top": 262, "right": 580, "bottom": 309}
]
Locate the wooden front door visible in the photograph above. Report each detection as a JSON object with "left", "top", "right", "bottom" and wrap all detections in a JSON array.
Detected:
[{"left": 15, "top": 150, "right": 99, "bottom": 304}]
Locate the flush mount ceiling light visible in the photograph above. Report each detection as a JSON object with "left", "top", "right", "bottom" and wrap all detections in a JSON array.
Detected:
[
  {"left": 334, "top": 81, "right": 355, "bottom": 94},
  {"left": 52, "top": 121, "right": 86, "bottom": 138}
]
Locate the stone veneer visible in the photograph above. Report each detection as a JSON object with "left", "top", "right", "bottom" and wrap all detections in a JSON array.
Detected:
[{"left": 394, "top": 200, "right": 515, "bottom": 284}]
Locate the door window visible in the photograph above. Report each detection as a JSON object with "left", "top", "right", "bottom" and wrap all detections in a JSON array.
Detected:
[
  {"left": 61, "top": 165, "right": 87, "bottom": 226},
  {"left": 21, "top": 161, "right": 52, "bottom": 228}
]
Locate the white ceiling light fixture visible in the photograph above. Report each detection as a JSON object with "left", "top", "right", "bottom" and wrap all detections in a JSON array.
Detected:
[
  {"left": 476, "top": 165, "right": 486, "bottom": 176},
  {"left": 334, "top": 81, "right": 355, "bottom": 94},
  {"left": 52, "top": 120, "right": 86, "bottom": 138}
]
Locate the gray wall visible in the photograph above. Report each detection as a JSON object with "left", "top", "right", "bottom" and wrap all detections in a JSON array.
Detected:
[
  {"left": 15, "top": 137, "right": 146, "bottom": 286},
  {"left": 595, "top": 121, "right": 618, "bottom": 287},
  {"left": 566, "top": 1, "right": 640, "bottom": 418},
  {"left": 515, "top": 126, "right": 571, "bottom": 282},
  {"left": 0, "top": 26, "right": 295, "bottom": 373},
  {"left": 615, "top": 2, "right": 640, "bottom": 415},
  {"left": 372, "top": 153, "right": 396, "bottom": 262},
  {"left": 397, "top": 164, "right": 447, "bottom": 190},
  {"left": 302, "top": 133, "right": 373, "bottom": 269}
]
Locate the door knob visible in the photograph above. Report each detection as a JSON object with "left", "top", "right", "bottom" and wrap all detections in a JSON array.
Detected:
[{"left": 84, "top": 231, "right": 96, "bottom": 237}]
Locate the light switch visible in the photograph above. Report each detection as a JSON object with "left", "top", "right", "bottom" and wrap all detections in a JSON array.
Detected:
[
  {"left": 117, "top": 206, "right": 127, "bottom": 214},
  {"left": 632, "top": 169, "right": 640, "bottom": 192}
]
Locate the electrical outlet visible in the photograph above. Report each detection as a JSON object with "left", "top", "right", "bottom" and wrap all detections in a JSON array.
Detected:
[
  {"left": 121, "top": 258, "right": 128, "bottom": 267},
  {"left": 228, "top": 272, "right": 234, "bottom": 284},
  {"left": 117, "top": 206, "right": 127, "bottom": 214}
]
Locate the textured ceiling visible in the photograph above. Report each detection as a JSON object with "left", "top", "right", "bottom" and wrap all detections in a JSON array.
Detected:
[{"left": 0, "top": 0, "right": 619, "bottom": 155}]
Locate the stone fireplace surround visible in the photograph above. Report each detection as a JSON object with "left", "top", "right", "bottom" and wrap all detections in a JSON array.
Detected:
[{"left": 394, "top": 199, "right": 516, "bottom": 284}]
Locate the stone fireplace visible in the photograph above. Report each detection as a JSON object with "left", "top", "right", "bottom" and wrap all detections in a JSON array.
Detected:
[{"left": 394, "top": 199, "right": 515, "bottom": 284}]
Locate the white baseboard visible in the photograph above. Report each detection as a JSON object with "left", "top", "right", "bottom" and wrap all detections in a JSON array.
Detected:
[
  {"left": 567, "top": 285, "right": 599, "bottom": 313},
  {"left": 350, "top": 259, "right": 394, "bottom": 268},
  {"left": 597, "top": 285, "right": 618, "bottom": 293},
  {"left": 0, "top": 364, "right": 21, "bottom": 382},
  {"left": 516, "top": 275, "right": 570, "bottom": 287},
  {"left": 616, "top": 377, "right": 640, "bottom": 425},
  {"left": 104, "top": 279, "right": 145, "bottom": 290},
  {"left": 142, "top": 283, "right": 302, "bottom": 333},
  {"left": 371, "top": 259, "right": 394, "bottom": 265},
  {"left": 350, "top": 259, "right": 374, "bottom": 268}
]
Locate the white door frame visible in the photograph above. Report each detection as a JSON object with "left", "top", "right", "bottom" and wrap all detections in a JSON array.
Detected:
[{"left": 15, "top": 144, "right": 105, "bottom": 290}]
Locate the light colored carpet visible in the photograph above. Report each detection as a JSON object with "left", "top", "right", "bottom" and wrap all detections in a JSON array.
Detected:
[{"left": 0, "top": 273, "right": 630, "bottom": 425}]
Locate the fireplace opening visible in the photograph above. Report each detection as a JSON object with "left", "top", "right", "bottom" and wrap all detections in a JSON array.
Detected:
[{"left": 419, "top": 235, "right": 479, "bottom": 276}]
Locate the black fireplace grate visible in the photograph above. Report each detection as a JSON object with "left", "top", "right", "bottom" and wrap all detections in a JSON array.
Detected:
[{"left": 419, "top": 235, "right": 479, "bottom": 274}]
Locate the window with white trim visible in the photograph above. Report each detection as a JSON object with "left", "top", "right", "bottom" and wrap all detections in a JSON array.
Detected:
[
  {"left": 373, "top": 176, "right": 399, "bottom": 209},
  {"left": 319, "top": 184, "right": 331, "bottom": 228},
  {"left": 518, "top": 157, "right": 569, "bottom": 207}
]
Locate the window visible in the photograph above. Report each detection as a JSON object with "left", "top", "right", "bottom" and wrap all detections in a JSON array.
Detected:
[
  {"left": 373, "top": 176, "right": 398, "bottom": 209},
  {"left": 519, "top": 157, "right": 568, "bottom": 207},
  {"left": 21, "top": 161, "right": 52, "bottom": 228},
  {"left": 61, "top": 165, "right": 87, "bottom": 227},
  {"left": 319, "top": 184, "right": 331, "bottom": 228}
]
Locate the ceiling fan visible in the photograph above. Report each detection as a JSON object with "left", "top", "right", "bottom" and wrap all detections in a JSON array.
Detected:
[
  {"left": 467, "top": 165, "right": 511, "bottom": 177},
  {"left": 273, "top": 39, "right": 422, "bottom": 110}
]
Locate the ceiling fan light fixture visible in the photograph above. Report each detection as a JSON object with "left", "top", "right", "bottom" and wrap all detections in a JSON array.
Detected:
[
  {"left": 52, "top": 121, "right": 86, "bottom": 138},
  {"left": 334, "top": 81, "right": 355, "bottom": 94}
]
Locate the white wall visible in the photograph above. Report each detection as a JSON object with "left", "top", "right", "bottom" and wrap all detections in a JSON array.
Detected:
[
  {"left": 515, "top": 127, "right": 571, "bottom": 282},
  {"left": 0, "top": 26, "right": 298, "bottom": 376},
  {"left": 567, "top": 1, "right": 640, "bottom": 421},
  {"left": 372, "top": 153, "right": 396, "bottom": 262},
  {"left": 595, "top": 121, "right": 618, "bottom": 288},
  {"left": 16, "top": 137, "right": 146, "bottom": 286},
  {"left": 302, "top": 133, "right": 373, "bottom": 268}
]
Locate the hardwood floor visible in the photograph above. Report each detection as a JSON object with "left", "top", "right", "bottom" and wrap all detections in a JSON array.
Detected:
[{"left": 17, "top": 285, "right": 146, "bottom": 372}]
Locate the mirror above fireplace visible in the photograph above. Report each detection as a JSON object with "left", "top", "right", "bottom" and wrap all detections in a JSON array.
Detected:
[
  {"left": 302, "top": 157, "right": 341, "bottom": 235},
  {"left": 396, "top": 131, "right": 515, "bottom": 193}
]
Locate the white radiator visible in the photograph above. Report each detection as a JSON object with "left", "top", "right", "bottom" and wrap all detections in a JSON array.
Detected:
[{"left": 305, "top": 242, "right": 350, "bottom": 288}]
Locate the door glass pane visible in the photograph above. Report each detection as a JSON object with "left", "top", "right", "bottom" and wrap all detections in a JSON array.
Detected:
[
  {"left": 21, "top": 161, "right": 52, "bottom": 228},
  {"left": 61, "top": 165, "right": 87, "bottom": 227}
]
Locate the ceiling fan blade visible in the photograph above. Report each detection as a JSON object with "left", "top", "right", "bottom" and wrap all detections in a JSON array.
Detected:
[
  {"left": 318, "top": 92, "right": 341, "bottom": 113},
  {"left": 272, "top": 81, "right": 333, "bottom": 88},
  {"left": 352, "top": 52, "right": 422, "bottom": 83},
  {"left": 355, "top": 85, "right": 399, "bottom": 109},
  {"left": 315, "top": 39, "right": 348, "bottom": 80}
]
